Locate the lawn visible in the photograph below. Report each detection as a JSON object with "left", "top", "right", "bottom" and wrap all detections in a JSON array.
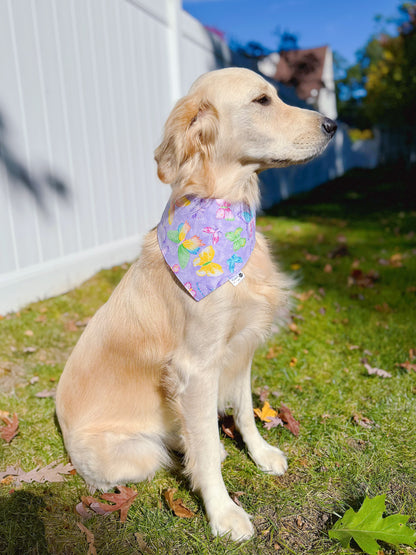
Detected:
[{"left": 1, "top": 165, "right": 415, "bottom": 554}]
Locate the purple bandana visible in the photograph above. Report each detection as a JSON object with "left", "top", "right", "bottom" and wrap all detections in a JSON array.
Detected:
[{"left": 157, "top": 196, "right": 256, "bottom": 301}]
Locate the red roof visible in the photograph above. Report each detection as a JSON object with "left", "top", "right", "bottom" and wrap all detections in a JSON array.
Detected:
[{"left": 272, "top": 46, "right": 328, "bottom": 101}]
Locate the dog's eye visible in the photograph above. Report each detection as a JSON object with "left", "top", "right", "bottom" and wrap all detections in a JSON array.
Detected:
[{"left": 253, "top": 95, "right": 271, "bottom": 106}]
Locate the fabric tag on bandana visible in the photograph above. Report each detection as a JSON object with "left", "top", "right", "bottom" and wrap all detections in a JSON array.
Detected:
[{"left": 157, "top": 195, "right": 256, "bottom": 301}]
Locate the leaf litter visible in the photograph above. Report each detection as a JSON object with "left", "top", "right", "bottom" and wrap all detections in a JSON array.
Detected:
[
  {"left": 79, "top": 486, "right": 138, "bottom": 522},
  {"left": 0, "top": 411, "right": 19, "bottom": 443},
  {"left": 0, "top": 460, "right": 75, "bottom": 485},
  {"left": 164, "top": 487, "right": 195, "bottom": 518}
]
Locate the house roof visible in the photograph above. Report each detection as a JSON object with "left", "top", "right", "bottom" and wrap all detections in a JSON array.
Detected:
[{"left": 267, "top": 46, "right": 328, "bottom": 101}]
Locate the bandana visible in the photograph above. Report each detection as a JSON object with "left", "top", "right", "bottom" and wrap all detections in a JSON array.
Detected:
[{"left": 157, "top": 195, "right": 256, "bottom": 301}]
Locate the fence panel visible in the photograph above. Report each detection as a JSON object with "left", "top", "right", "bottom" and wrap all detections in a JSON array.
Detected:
[{"left": 0, "top": 0, "right": 378, "bottom": 314}]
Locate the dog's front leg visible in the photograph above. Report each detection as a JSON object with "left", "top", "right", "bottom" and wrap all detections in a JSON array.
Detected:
[
  {"left": 177, "top": 368, "right": 254, "bottom": 541},
  {"left": 233, "top": 360, "right": 288, "bottom": 475}
]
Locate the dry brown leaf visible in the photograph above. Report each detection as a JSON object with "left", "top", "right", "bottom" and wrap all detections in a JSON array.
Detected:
[
  {"left": 362, "top": 359, "right": 392, "bottom": 378},
  {"left": 277, "top": 404, "right": 300, "bottom": 436},
  {"left": 288, "top": 322, "right": 300, "bottom": 335},
  {"left": 134, "top": 532, "right": 152, "bottom": 553},
  {"left": 254, "top": 401, "right": 278, "bottom": 422},
  {"left": 164, "top": 488, "right": 195, "bottom": 518},
  {"left": 24, "top": 329, "right": 34, "bottom": 336},
  {"left": 323, "top": 263, "right": 333, "bottom": 273},
  {"left": 230, "top": 491, "right": 246, "bottom": 507},
  {"left": 296, "top": 289, "right": 315, "bottom": 302},
  {"left": 0, "top": 461, "right": 75, "bottom": 484},
  {"left": 35, "top": 389, "right": 56, "bottom": 398},
  {"left": 220, "top": 414, "right": 236, "bottom": 439},
  {"left": 81, "top": 486, "right": 138, "bottom": 522},
  {"left": 65, "top": 320, "right": 79, "bottom": 332},
  {"left": 263, "top": 415, "right": 285, "bottom": 431},
  {"left": 77, "top": 522, "right": 97, "bottom": 555},
  {"left": 353, "top": 414, "right": 374, "bottom": 428},
  {"left": 259, "top": 386, "right": 270, "bottom": 403},
  {"left": 328, "top": 244, "right": 350, "bottom": 258},
  {"left": 375, "top": 302, "right": 392, "bottom": 313},
  {"left": 266, "top": 346, "right": 282, "bottom": 359},
  {"left": 304, "top": 252, "right": 320, "bottom": 262},
  {"left": 400, "top": 361, "right": 416, "bottom": 373},
  {"left": 348, "top": 268, "right": 379, "bottom": 288},
  {"left": 390, "top": 253, "right": 403, "bottom": 267},
  {"left": 0, "top": 412, "right": 19, "bottom": 443}
]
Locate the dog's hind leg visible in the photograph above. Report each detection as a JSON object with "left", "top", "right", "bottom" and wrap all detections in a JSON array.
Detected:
[{"left": 65, "top": 430, "right": 169, "bottom": 491}]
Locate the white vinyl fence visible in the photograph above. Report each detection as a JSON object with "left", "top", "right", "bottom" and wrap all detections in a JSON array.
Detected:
[{"left": 0, "top": 0, "right": 376, "bottom": 315}]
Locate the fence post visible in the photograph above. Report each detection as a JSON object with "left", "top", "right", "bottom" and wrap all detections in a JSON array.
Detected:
[{"left": 166, "top": 0, "right": 182, "bottom": 103}]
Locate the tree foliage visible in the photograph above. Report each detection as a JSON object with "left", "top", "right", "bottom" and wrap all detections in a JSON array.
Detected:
[
  {"left": 365, "top": 2, "right": 416, "bottom": 126},
  {"left": 337, "top": 2, "right": 416, "bottom": 129}
]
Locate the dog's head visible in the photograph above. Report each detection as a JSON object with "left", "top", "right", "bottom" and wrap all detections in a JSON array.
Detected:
[{"left": 155, "top": 67, "right": 336, "bottom": 198}]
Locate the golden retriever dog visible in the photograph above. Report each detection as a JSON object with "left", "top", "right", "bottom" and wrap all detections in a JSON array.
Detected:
[{"left": 56, "top": 67, "right": 336, "bottom": 541}]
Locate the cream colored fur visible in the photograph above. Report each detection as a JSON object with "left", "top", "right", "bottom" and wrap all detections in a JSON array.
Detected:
[{"left": 56, "top": 67, "right": 336, "bottom": 541}]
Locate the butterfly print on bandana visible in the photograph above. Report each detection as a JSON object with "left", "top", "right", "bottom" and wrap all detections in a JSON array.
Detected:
[{"left": 167, "top": 221, "right": 205, "bottom": 269}]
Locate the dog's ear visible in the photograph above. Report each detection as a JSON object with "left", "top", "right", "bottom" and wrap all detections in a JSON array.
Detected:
[{"left": 154, "top": 96, "right": 218, "bottom": 184}]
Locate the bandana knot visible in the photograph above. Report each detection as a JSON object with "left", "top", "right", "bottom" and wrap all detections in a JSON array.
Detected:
[{"left": 157, "top": 195, "right": 256, "bottom": 301}]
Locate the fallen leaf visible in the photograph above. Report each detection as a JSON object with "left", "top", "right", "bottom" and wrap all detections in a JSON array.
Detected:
[
  {"left": 263, "top": 416, "right": 285, "bottom": 431},
  {"left": 304, "top": 252, "right": 320, "bottom": 262},
  {"left": 348, "top": 269, "right": 379, "bottom": 288},
  {"left": 266, "top": 346, "right": 282, "bottom": 359},
  {"left": 164, "top": 488, "right": 195, "bottom": 518},
  {"left": 288, "top": 322, "right": 300, "bottom": 335},
  {"left": 296, "top": 290, "right": 315, "bottom": 302},
  {"left": 254, "top": 401, "right": 278, "bottom": 422},
  {"left": 323, "top": 264, "right": 333, "bottom": 273},
  {"left": 0, "top": 461, "right": 75, "bottom": 485},
  {"left": 29, "top": 376, "right": 39, "bottom": 385},
  {"left": 400, "top": 361, "right": 416, "bottom": 373},
  {"left": 353, "top": 414, "right": 374, "bottom": 428},
  {"left": 0, "top": 413, "right": 19, "bottom": 443},
  {"left": 390, "top": 253, "right": 403, "bottom": 267},
  {"left": 34, "top": 314, "right": 47, "bottom": 323},
  {"left": 230, "top": 491, "right": 246, "bottom": 507},
  {"left": 220, "top": 414, "right": 236, "bottom": 439},
  {"left": 65, "top": 320, "right": 79, "bottom": 332},
  {"left": 277, "top": 404, "right": 300, "bottom": 436},
  {"left": 362, "top": 359, "right": 392, "bottom": 378},
  {"left": 23, "top": 346, "right": 37, "bottom": 353},
  {"left": 329, "top": 494, "right": 416, "bottom": 554},
  {"left": 259, "top": 386, "right": 270, "bottom": 403},
  {"left": 290, "top": 263, "right": 301, "bottom": 271},
  {"left": 348, "top": 345, "right": 360, "bottom": 350},
  {"left": 77, "top": 522, "right": 97, "bottom": 555},
  {"left": 35, "top": 389, "right": 56, "bottom": 398},
  {"left": 375, "top": 302, "right": 392, "bottom": 313},
  {"left": 81, "top": 486, "right": 138, "bottom": 522},
  {"left": 134, "top": 532, "right": 152, "bottom": 553},
  {"left": 76, "top": 501, "right": 93, "bottom": 519},
  {"left": 328, "top": 244, "right": 350, "bottom": 258},
  {"left": 24, "top": 330, "right": 34, "bottom": 336}
]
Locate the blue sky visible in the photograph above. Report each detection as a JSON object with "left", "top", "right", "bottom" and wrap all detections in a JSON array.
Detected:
[{"left": 183, "top": 0, "right": 403, "bottom": 66}]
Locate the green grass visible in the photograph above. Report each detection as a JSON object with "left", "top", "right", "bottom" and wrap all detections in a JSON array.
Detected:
[{"left": 1, "top": 165, "right": 415, "bottom": 554}]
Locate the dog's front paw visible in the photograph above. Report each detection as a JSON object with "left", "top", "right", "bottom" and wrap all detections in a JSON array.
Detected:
[
  {"left": 209, "top": 501, "right": 254, "bottom": 541},
  {"left": 250, "top": 444, "right": 287, "bottom": 475}
]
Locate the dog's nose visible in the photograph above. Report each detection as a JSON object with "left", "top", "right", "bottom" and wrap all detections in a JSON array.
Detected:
[{"left": 321, "top": 117, "right": 337, "bottom": 138}]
